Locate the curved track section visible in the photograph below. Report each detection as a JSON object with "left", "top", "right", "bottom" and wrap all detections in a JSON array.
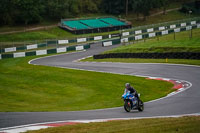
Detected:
[{"left": 1, "top": 43, "right": 200, "bottom": 129}]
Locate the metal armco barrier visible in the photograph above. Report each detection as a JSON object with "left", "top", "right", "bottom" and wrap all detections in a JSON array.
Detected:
[
  {"left": 1, "top": 17, "right": 200, "bottom": 54},
  {"left": 0, "top": 44, "right": 90, "bottom": 60}
]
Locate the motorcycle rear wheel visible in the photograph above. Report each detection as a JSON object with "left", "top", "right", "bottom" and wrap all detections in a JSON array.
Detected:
[{"left": 138, "top": 100, "right": 144, "bottom": 112}]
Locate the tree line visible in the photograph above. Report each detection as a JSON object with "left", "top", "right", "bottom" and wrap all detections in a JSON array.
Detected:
[{"left": 0, "top": 0, "right": 190, "bottom": 26}]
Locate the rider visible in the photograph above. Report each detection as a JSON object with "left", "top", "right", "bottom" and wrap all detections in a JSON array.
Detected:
[{"left": 124, "top": 83, "right": 139, "bottom": 105}]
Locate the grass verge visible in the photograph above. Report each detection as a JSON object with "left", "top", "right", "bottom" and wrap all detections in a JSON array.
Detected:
[
  {"left": 0, "top": 55, "right": 173, "bottom": 112},
  {"left": 104, "top": 28, "right": 200, "bottom": 54},
  {"left": 0, "top": 27, "right": 118, "bottom": 43},
  {"left": 127, "top": 10, "right": 199, "bottom": 26},
  {"left": 81, "top": 28, "right": 200, "bottom": 66},
  {"left": 82, "top": 58, "right": 200, "bottom": 66},
  {"left": 26, "top": 116, "right": 200, "bottom": 133}
]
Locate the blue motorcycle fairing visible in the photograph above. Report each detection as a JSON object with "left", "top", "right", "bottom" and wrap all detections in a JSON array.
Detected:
[{"left": 122, "top": 92, "right": 138, "bottom": 107}]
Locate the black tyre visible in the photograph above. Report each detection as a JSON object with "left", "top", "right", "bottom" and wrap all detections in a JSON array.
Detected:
[
  {"left": 138, "top": 100, "right": 144, "bottom": 112},
  {"left": 124, "top": 100, "right": 131, "bottom": 112}
]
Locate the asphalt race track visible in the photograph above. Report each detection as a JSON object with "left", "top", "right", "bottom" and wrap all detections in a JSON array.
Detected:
[{"left": 0, "top": 43, "right": 200, "bottom": 129}]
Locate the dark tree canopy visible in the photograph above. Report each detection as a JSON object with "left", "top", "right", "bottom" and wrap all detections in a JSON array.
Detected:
[{"left": 0, "top": 0, "right": 190, "bottom": 26}]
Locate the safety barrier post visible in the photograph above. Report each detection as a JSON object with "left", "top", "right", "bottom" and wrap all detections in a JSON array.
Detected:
[
  {"left": 0, "top": 42, "right": 2, "bottom": 54},
  {"left": 56, "top": 38, "right": 58, "bottom": 48},
  {"left": 46, "top": 39, "right": 47, "bottom": 49},
  {"left": 24, "top": 41, "right": 26, "bottom": 52},
  {"left": 174, "top": 32, "right": 176, "bottom": 40}
]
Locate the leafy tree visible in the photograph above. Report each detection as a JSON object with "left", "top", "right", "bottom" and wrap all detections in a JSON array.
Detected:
[
  {"left": 140, "top": 0, "right": 154, "bottom": 20},
  {"left": 102, "top": 0, "right": 125, "bottom": 14},
  {"left": 15, "top": 0, "right": 43, "bottom": 25},
  {"left": 78, "top": 0, "right": 98, "bottom": 13},
  {"left": 132, "top": 0, "right": 143, "bottom": 20},
  {"left": 159, "top": 0, "right": 170, "bottom": 14},
  {"left": 69, "top": 0, "right": 80, "bottom": 15},
  {"left": 0, "top": 0, "right": 17, "bottom": 25},
  {"left": 45, "top": 0, "right": 71, "bottom": 19},
  {"left": 93, "top": 0, "right": 103, "bottom": 10},
  {"left": 0, "top": 0, "right": 177, "bottom": 26}
]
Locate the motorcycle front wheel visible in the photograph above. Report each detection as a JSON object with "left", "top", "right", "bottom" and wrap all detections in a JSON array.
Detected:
[{"left": 124, "top": 100, "right": 131, "bottom": 112}]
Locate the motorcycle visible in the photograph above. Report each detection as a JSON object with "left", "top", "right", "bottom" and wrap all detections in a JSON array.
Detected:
[{"left": 122, "top": 91, "right": 144, "bottom": 112}]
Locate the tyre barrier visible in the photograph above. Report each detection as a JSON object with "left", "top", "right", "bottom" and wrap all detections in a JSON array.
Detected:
[{"left": 93, "top": 52, "right": 200, "bottom": 60}]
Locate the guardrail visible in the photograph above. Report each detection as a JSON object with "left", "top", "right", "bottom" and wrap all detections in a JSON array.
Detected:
[
  {"left": 1, "top": 17, "right": 199, "bottom": 54},
  {"left": 102, "top": 23, "right": 200, "bottom": 47},
  {"left": 127, "top": 17, "right": 200, "bottom": 31},
  {"left": 0, "top": 44, "right": 90, "bottom": 60},
  {"left": 0, "top": 17, "right": 200, "bottom": 60}
]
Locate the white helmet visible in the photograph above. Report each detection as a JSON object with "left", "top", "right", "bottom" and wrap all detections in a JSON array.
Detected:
[{"left": 125, "top": 83, "right": 130, "bottom": 87}]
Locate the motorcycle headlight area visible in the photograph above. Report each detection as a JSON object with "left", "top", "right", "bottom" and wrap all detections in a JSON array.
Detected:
[{"left": 129, "top": 96, "right": 133, "bottom": 99}]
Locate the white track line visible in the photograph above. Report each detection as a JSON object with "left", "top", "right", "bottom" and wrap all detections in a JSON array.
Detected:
[
  {"left": 73, "top": 55, "right": 93, "bottom": 62},
  {"left": 28, "top": 50, "right": 86, "bottom": 65}
]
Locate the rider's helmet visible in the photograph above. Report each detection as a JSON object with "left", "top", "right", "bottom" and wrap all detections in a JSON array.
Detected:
[{"left": 125, "top": 83, "right": 130, "bottom": 88}]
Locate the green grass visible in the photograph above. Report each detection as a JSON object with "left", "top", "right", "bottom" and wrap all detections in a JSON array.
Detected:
[
  {"left": 0, "top": 27, "right": 73, "bottom": 42},
  {"left": 0, "top": 55, "right": 173, "bottom": 112},
  {"left": 0, "top": 19, "right": 58, "bottom": 33},
  {"left": 81, "top": 29, "right": 200, "bottom": 66},
  {"left": 26, "top": 116, "right": 200, "bottom": 133},
  {"left": 0, "top": 27, "right": 118, "bottom": 44},
  {"left": 104, "top": 28, "right": 200, "bottom": 54},
  {"left": 127, "top": 10, "right": 199, "bottom": 26}
]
